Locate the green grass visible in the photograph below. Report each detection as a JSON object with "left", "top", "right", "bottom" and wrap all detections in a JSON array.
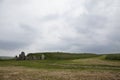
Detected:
[
  {"left": 0, "top": 54, "right": 120, "bottom": 80},
  {"left": 0, "top": 55, "right": 120, "bottom": 71},
  {"left": 105, "top": 53, "right": 120, "bottom": 60},
  {"left": 27, "top": 52, "right": 100, "bottom": 60}
]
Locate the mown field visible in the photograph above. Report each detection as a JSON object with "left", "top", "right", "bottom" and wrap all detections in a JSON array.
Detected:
[{"left": 0, "top": 53, "right": 120, "bottom": 80}]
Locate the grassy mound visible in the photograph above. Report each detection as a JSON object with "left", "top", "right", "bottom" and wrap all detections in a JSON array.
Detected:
[
  {"left": 105, "top": 53, "right": 120, "bottom": 60},
  {"left": 27, "top": 52, "right": 100, "bottom": 60}
]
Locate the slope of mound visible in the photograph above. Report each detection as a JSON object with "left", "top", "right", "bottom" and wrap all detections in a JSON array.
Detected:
[{"left": 27, "top": 52, "right": 100, "bottom": 60}]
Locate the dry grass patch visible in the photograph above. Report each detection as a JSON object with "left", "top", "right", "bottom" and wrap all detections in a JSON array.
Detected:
[
  {"left": 0, "top": 66, "right": 120, "bottom": 80},
  {"left": 72, "top": 58, "right": 120, "bottom": 66}
]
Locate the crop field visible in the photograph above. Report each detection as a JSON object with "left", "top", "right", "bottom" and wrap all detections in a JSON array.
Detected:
[{"left": 0, "top": 53, "right": 120, "bottom": 80}]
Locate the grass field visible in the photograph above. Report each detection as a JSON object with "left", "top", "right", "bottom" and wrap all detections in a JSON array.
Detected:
[{"left": 0, "top": 53, "right": 120, "bottom": 80}]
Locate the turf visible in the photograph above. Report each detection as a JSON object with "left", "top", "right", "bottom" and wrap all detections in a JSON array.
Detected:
[
  {"left": 0, "top": 54, "right": 120, "bottom": 80},
  {"left": 0, "top": 55, "right": 119, "bottom": 71}
]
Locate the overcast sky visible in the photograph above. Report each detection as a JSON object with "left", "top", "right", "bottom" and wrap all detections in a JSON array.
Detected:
[{"left": 0, "top": 0, "right": 120, "bottom": 56}]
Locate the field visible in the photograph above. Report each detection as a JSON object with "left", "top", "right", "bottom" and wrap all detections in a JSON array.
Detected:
[{"left": 0, "top": 53, "right": 120, "bottom": 80}]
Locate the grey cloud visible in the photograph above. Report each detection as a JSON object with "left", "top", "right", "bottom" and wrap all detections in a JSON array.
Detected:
[
  {"left": 0, "top": 40, "right": 29, "bottom": 50},
  {"left": 60, "top": 0, "right": 120, "bottom": 53},
  {"left": 0, "top": 0, "right": 4, "bottom": 3},
  {"left": 82, "top": 43, "right": 120, "bottom": 53},
  {"left": 20, "top": 24, "right": 36, "bottom": 32},
  {"left": 72, "top": 15, "right": 107, "bottom": 33},
  {"left": 0, "top": 24, "right": 37, "bottom": 51},
  {"left": 43, "top": 14, "right": 60, "bottom": 21},
  {"left": 0, "top": 0, "right": 2, "bottom": 1},
  {"left": 0, "top": 0, "right": 120, "bottom": 56},
  {"left": 85, "top": 0, "right": 118, "bottom": 15}
]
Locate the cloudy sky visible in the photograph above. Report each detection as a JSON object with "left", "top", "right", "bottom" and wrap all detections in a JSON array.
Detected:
[{"left": 0, "top": 0, "right": 120, "bottom": 56}]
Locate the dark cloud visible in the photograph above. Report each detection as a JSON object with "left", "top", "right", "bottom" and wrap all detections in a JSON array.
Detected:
[
  {"left": 0, "top": 24, "right": 37, "bottom": 51},
  {"left": 0, "top": 40, "right": 29, "bottom": 50}
]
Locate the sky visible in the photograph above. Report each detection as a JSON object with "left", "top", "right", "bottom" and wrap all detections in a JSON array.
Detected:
[{"left": 0, "top": 0, "right": 120, "bottom": 56}]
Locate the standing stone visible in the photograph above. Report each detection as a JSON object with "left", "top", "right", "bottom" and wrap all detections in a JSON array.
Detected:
[
  {"left": 19, "top": 51, "right": 26, "bottom": 60},
  {"left": 15, "top": 55, "right": 18, "bottom": 60},
  {"left": 41, "top": 54, "right": 45, "bottom": 60},
  {"left": 21, "top": 52, "right": 26, "bottom": 60}
]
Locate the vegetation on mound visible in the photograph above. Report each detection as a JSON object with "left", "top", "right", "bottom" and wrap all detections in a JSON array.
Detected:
[
  {"left": 105, "top": 53, "right": 120, "bottom": 60},
  {"left": 27, "top": 52, "right": 100, "bottom": 60}
]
